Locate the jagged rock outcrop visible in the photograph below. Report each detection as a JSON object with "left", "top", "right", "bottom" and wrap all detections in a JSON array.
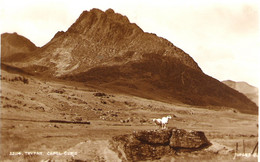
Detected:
[
  {"left": 110, "top": 128, "right": 211, "bottom": 161},
  {"left": 4, "top": 8, "right": 200, "bottom": 76},
  {"left": 1, "top": 32, "right": 38, "bottom": 62},
  {"left": 1, "top": 8, "right": 258, "bottom": 113}
]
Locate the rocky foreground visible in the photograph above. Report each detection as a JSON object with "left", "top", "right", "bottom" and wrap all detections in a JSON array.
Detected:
[
  {"left": 53, "top": 128, "right": 212, "bottom": 161},
  {"left": 111, "top": 128, "right": 211, "bottom": 161},
  {"left": 1, "top": 69, "right": 257, "bottom": 161}
]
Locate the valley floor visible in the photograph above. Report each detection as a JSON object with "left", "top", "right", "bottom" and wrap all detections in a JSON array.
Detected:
[{"left": 0, "top": 70, "right": 258, "bottom": 161}]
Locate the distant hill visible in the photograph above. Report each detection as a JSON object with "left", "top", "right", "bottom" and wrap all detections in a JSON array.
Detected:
[
  {"left": 1, "top": 8, "right": 258, "bottom": 114},
  {"left": 1, "top": 32, "right": 38, "bottom": 62},
  {"left": 222, "top": 80, "right": 258, "bottom": 106}
]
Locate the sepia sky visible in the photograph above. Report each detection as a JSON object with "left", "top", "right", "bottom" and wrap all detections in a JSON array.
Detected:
[{"left": 0, "top": 0, "right": 259, "bottom": 87}]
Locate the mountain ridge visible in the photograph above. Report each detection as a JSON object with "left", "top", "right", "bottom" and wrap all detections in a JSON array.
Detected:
[
  {"left": 1, "top": 32, "right": 38, "bottom": 62},
  {"left": 222, "top": 80, "right": 258, "bottom": 106},
  {"left": 6, "top": 8, "right": 201, "bottom": 76},
  {"left": 1, "top": 8, "right": 258, "bottom": 114}
]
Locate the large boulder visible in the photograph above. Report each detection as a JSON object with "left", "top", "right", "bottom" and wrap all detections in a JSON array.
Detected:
[
  {"left": 170, "top": 128, "right": 211, "bottom": 151},
  {"left": 110, "top": 128, "right": 211, "bottom": 161},
  {"left": 111, "top": 133, "right": 174, "bottom": 161},
  {"left": 133, "top": 129, "right": 172, "bottom": 145}
]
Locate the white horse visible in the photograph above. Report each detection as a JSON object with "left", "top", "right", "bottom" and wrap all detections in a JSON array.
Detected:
[
  {"left": 152, "top": 115, "right": 172, "bottom": 129},
  {"left": 161, "top": 115, "right": 172, "bottom": 129}
]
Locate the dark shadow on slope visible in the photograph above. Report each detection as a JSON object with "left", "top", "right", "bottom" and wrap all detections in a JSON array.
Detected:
[
  {"left": 61, "top": 54, "right": 258, "bottom": 114},
  {"left": 1, "top": 63, "right": 32, "bottom": 75}
]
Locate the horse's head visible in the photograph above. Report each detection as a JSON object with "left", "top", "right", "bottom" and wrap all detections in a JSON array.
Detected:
[{"left": 167, "top": 115, "right": 172, "bottom": 119}]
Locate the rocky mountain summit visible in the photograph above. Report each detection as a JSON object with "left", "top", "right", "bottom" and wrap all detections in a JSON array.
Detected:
[
  {"left": 1, "top": 8, "right": 258, "bottom": 113},
  {"left": 6, "top": 8, "right": 199, "bottom": 76}
]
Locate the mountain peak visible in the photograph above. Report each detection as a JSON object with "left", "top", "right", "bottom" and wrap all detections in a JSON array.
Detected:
[
  {"left": 222, "top": 80, "right": 258, "bottom": 106},
  {"left": 1, "top": 32, "right": 37, "bottom": 49},
  {"left": 7, "top": 8, "right": 201, "bottom": 75},
  {"left": 105, "top": 8, "right": 115, "bottom": 14},
  {"left": 1, "top": 8, "right": 257, "bottom": 113},
  {"left": 1, "top": 32, "right": 38, "bottom": 61},
  {"left": 67, "top": 8, "right": 137, "bottom": 35}
]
